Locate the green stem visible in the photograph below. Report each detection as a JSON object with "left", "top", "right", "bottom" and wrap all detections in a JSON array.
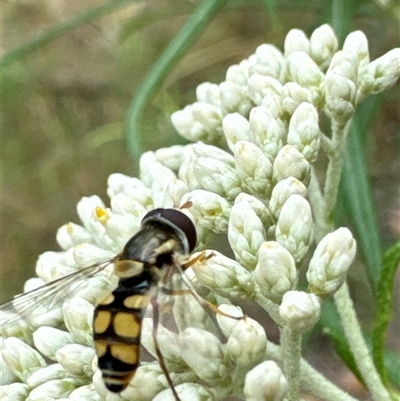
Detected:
[
  {"left": 281, "top": 327, "right": 302, "bottom": 401},
  {"left": 267, "top": 342, "right": 359, "bottom": 401},
  {"left": 254, "top": 291, "right": 283, "bottom": 325},
  {"left": 334, "top": 283, "right": 391, "bottom": 401},
  {"left": 322, "top": 120, "right": 351, "bottom": 231},
  {"left": 125, "top": 0, "right": 229, "bottom": 165}
]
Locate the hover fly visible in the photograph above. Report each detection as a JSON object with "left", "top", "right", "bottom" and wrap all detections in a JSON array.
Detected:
[{"left": 0, "top": 208, "right": 202, "bottom": 400}]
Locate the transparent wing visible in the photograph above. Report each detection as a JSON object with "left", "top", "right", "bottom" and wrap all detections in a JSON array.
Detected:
[{"left": 0, "top": 256, "right": 118, "bottom": 329}]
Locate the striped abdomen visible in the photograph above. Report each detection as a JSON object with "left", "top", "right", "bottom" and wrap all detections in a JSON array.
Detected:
[{"left": 93, "top": 276, "right": 151, "bottom": 393}]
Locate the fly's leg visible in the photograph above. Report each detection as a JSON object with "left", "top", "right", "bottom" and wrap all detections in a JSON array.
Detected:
[{"left": 151, "top": 296, "right": 181, "bottom": 401}]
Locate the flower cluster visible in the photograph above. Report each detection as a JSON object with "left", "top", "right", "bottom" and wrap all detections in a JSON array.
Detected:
[{"left": 1, "top": 24, "right": 399, "bottom": 401}]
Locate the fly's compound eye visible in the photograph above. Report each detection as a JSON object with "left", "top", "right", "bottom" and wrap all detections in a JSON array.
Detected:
[{"left": 142, "top": 208, "right": 197, "bottom": 253}]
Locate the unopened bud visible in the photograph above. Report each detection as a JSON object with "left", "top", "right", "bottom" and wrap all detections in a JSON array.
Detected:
[
  {"left": 254, "top": 241, "right": 298, "bottom": 303},
  {"left": 228, "top": 201, "right": 266, "bottom": 270},
  {"left": 287, "top": 102, "right": 321, "bottom": 163},
  {"left": 279, "top": 291, "right": 321, "bottom": 332},
  {"left": 310, "top": 24, "right": 338, "bottom": 70},
  {"left": 244, "top": 361, "right": 288, "bottom": 401},
  {"left": 307, "top": 227, "right": 357, "bottom": 296},
  {"left": 233, "top": 140, "right": 273, "bottom": 197},
  {"left": 276, "top": 194, "right": 313, "bottom": 264},
  {"left": 272, "top": 145, "right": 311, "bottom": 185}
]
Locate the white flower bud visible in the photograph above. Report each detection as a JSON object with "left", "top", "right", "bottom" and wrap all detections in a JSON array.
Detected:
[
  {"left": 216, "top": 304, "right": 244, "bottom": 338},
  {"left": 235, "top": 193, "right": 272, "bottom": 229},
  {"left": 191, "top": 250, "right": 254, "bottom": 299},
  {"left": 279, "top": 291, "right": 321, "bottom": 332},
  {"left": 72, "top": 243, "right": 113, "bottom": 269},
  {"left": 171, "top": 103, "right": 223, "bottom": 146},
  {"left": 36, "top": 249, "right": 76, "bottom": 282},
  {"left": 223, "top": 113, "right": 251, "bottom": 152},
  {"left": 192, "top": 101, "right": 223, "bottom": 138},
  {"left": 272, "top": 145, "right": 311, "bottom": 185},
  {"left": 0, "top": 383, "right": 29, "bottom": 401},
  {"left": 228, "top": 201, "right": 266, "bottom": 270},
  {"left": 307, "top": 227, "right": 357, "bottom": 296},
  {"left": 98, "top": 211, "right": 139, "bottom": 250},
  {"left": 226, "top": 61, "right": 250, "bottom": 86},
  {"left": 287, "top": 102, "right": 321, "bottom": 163},
  {"left": 56, "top": 223, "right": 93, "bottom": 250},
  {"left": 196, "top": 82, "right": 221, "bottom": 106},
  {"left": 110, "top": 192, "right": 147, "bottom": 218},
  {"left": 154, "top": 145, "right": 185, "bottom": 172},
  {"left": 233, "top": 140, "right": 273, "bottom": 197},
  {"left": 287, "top": 52, "right": 325, "bottom": 92},
  {"left": 249, "top": 106, "right": 286, "bottom": 162},
  {"left": 359, "top": 48, "right": 400, "bottom": 99},
  {"left": 63, "top": 297, "right": 94, "bottom": 346},
  {"left": 107, "top": 173, "right": 152, "bottom": 209},
  {"left": 77, "top": 195, "right": 105, "bottom": 231},
  {"left": 327, "top": 50, "right": 358, "bottom": 83},
  {"left": 260, "top": 93, "right": 283, "bottom": 120},
  {"left": 33, "top": 327, "right": 73, "bottom": 360},
  {"left": 342, "top": 31, "right": 370, "bottom": 72},
  {"left": 179, "top": 328, "right": 230, "bottom": 386},
  {"left": 247, "top": 74, "right": 283, "bottom": 106},
  {"left": 269, "top": 177, "right": 307, "bottom": 220},
  {"left": 56, "top": 344, "right": 95, "bottom": 378},
  {"left": 69, "top": 384, "right": 101, "bottom": 400},
  {"left": 226, "top": 316, "right": 267, "bottom": 368},
  {"left": 281, "top": 82, "right": 314, "bottom": 116},
  {"left": 310, "top": 24, "right": 338, "bottom": 70},
  {"left": 254, "top": 242, "right": 298, "bottom": 303},
  {"left": 26, "top": 378, "right": 77, "bottom": 400},
  {"left": 153, "top": 383, "right": 214, "bottom": 401},
  {"left": 181, "top": 189, "right": 231, "bottom": 234},
  {"left": 220, "top": 81, "right": 253, "bottom": 116},
  {"left": 276, "top": 194, "right": 313, "bottom": 264},
  {"left": 1, "top": 342, "right": 19, "bottom": 385},
  {"left": 244, "top": 361, "right": 288, "bottom": 401},
  {"left": 324, "top": 73, "right": 356, "bottom": 125},
  {"left": 26, "top": 364, "right": 67, "bottom": 388},
  {"left": 284, "top": 29, "right": 310, "bottom": 56},
  {"left": 2, "top": 337, "right": 46, "bottom": 382},
  {"left": 189, "top": 142, "right": 236, "bottom": 167},
  {"left": 161, "top": 179, "right": 189, "bottom": 208},
  {"left": 250, "top": 44, "right": 284, "bottom": 80},
  {"left": 192, "top": 157, "right": 242, "bottom": 201}
]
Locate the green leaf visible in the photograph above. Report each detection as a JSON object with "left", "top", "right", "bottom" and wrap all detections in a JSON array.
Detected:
[
  {"left": 125, "top": 0, "right": 230, "bottom": 165},
  {"left": 337, "top": 96, "right": 383, "bottom": 293},
  {"left": 372, "top": 241, "right": 400, "bottom": 386},
  {"left": 320, "top": 300, "right": 400, "bottom": 389}
]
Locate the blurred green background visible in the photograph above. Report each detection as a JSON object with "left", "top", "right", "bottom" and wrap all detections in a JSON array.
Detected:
[{"left": 1, "top": 0, "right": 399, "bottom": 397}]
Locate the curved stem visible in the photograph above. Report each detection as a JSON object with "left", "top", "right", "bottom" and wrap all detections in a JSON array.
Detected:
[{"left": 334, "top": 283, "right": 391, "bottom": 401}]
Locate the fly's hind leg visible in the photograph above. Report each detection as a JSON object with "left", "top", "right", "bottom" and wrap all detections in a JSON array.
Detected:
[{"left": 151, "top": 296, "right": 181, "bottom": 401}]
